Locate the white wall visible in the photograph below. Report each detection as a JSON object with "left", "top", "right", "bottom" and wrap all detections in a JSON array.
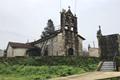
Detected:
[
  {"left": 7, "top": 45, "right": 13, "bottom": 57},
  {"left": 13, "top": 48, "right": 27, "bottom": 57},
  {"left": 7, "top": 45, "right": 27, "bottom": 57},
  {"left": 78, "top": 37, "right": 83, "bottom": 56},
  {"left": 89, "top": 48, "right": 99, "bottom": 57}
]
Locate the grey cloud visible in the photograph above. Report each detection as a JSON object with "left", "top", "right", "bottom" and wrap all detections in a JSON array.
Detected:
[{"left": 0, "top": 0, "right": 120, "bottom": 49}]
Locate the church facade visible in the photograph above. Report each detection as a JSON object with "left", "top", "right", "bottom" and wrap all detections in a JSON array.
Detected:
[{"left": 29, "top": 8, "right": 85, "bottom": 56}]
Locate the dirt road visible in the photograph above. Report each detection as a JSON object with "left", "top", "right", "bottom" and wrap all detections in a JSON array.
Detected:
[{"left": 52, "top": 72, "right": 120, "bottom": 80}]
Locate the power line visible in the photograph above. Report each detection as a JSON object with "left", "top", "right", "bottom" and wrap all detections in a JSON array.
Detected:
[
  {"left": 60, "top": 0, "right": 77, "bottom": 14},
  {"left": 74, "top": 0, "right": 77, "bottom": 14},
  {"left": 70, "top": 0, "right": 77, "bottom": 14},
  {"left": 60, "top": 0, "right": 62, "bottom": 12}
]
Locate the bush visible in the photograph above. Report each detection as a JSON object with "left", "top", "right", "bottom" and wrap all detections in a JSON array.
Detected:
[{"left": 0, "top": 56, "right": 99, "bottom": 80}]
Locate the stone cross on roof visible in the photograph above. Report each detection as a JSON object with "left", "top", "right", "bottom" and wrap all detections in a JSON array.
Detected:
[{"left": 68, "top": 6, "right": 71, "bottom": 9}]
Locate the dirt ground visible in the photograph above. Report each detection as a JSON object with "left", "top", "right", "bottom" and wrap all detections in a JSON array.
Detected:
[{"left": 52, "top": 72, "right": 120, "bottom": 80}]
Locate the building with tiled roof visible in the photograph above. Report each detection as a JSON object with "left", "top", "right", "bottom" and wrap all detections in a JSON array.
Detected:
[
  {"left": 6, "top": 42, "right": 33, "bottom": 57},
  {"left": 6, "top": 7, "right": 85, "bottom": 57},
  {"left": 28, "top": 8, "right": 85, "bottom": 56}
]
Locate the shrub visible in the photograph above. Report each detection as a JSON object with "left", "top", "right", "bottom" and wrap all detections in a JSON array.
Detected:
[{"left": 0, "top": 56, "right": 99, "bottom": 79}]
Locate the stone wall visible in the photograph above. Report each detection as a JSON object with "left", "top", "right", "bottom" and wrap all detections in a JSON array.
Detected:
[
  {"left": 35, "top": 33, "right": 66, "bottom": 56},
  {"left": 35, "top": 32, "right": 83, "bottom": 56},
  {"left": 78, "top": 37, "right": 83, "bottom": 56}
]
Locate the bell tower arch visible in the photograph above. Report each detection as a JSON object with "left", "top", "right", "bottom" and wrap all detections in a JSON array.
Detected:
[{"left": 60, "top": 7, "right": 78, "bottom": 33}]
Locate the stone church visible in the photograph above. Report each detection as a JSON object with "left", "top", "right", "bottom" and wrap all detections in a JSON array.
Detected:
[
  {"left": 6, "top": 8, "right": 85, "bottom": 57},
  {"left": 97, "top": 26, "right": 120, "bottom": 60},
  {"left": 29, "top": 8, "right": 85, "bottom": 56}
]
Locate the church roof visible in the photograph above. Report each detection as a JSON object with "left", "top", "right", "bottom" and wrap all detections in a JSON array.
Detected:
[
  {"left": 31, "top": 30, "right": 85, "bottom": 45},
  {"left": 78, "top": 34, "right": 85, "bottom": 40},
  {"left": 102, "top": 34, "right": 119, "bottom": 37},
  {"left": 7, "top": 42, "right": 33, "bottom": 49},
  {"left": 31, "top": 30, "right": 61, "bottom": 45},
  {"left": 30, "top": 7, "right": 85, "bottom": 45}
]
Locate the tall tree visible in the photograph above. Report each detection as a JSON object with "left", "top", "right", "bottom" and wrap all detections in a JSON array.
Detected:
[{"left": 41, "top": 19, "right": 55, "bottom": 38}]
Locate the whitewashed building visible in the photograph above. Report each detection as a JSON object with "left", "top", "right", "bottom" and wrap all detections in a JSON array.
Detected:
[
  {"left": 6, "top": 8, "right": 85, "bottom": 57},
  {"left": 6, "top": 42, "right": 33, "bottom": 57}
]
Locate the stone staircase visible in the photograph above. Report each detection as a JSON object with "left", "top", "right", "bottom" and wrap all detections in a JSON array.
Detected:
[{"left": 100, "top": 61, "right": 116, "bottom": 71}]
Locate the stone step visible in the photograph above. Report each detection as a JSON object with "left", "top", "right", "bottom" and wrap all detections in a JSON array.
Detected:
[
  {"left": 103, "top": 62, "right": 114, "bottom": 64},
  {"left": 103, "top": 62, "right": 114, "bottom": 65},
  {"left": 101, "top": 68, "right": 114, "bottom": 70},
  {"left": 101, "top": 66, "right": 115, "bottom": 68},
  {"left": 101, "top": 64, "right": 114, "bottom": 66},
  {"left": 100, "top": 69, "right": 115, "bottom": 72},
  {"left": 104, "top": 61, "right": 114, "bottom": 63},
  {"left": 101, "top": 69, "right": 115, "bottom": 71},
  {"left": 102, "top": 62, "right": 114, "bottom": 64},
  {"left": 101, "top": 67, "right": 114, "bottom": 69},
  {"left": 100, "top": 61, "right": 116, "bottom": 71},
  {"left": 102, "top": 65, "right": 114, "bottom": 67},
  {"left": 102, "top": 63, "right": 114, "bottom": 65},
  {"left": 102, "top": 64, "right": 114, "bottom": 66},
  {"left": 101, "top": 68, "right": 115, "bottom": 70}
]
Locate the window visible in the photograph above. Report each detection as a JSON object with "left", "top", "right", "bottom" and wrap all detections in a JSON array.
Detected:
[
  {"left": 65, "top": 26, "right": 68, "bottom": 30},
  {"left": 71, "top": 27, "right": 73, "bottom": 31}
]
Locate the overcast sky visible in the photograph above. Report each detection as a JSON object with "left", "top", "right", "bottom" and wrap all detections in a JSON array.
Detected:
[{"left": 0, "top": 0, "right": 120, "bottom": 50}]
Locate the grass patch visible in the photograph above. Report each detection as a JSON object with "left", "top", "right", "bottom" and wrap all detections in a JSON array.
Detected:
[{"left": 0, "top": 57, "right": 99, "bottom": 80}]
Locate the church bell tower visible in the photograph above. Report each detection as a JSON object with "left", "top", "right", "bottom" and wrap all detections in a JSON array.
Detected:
[
  {"left": 61, "top": 7, "right": 78, "bottom": 33},
  {"left": 60, "top": 7, "right": 79, "bottom": 56}
]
